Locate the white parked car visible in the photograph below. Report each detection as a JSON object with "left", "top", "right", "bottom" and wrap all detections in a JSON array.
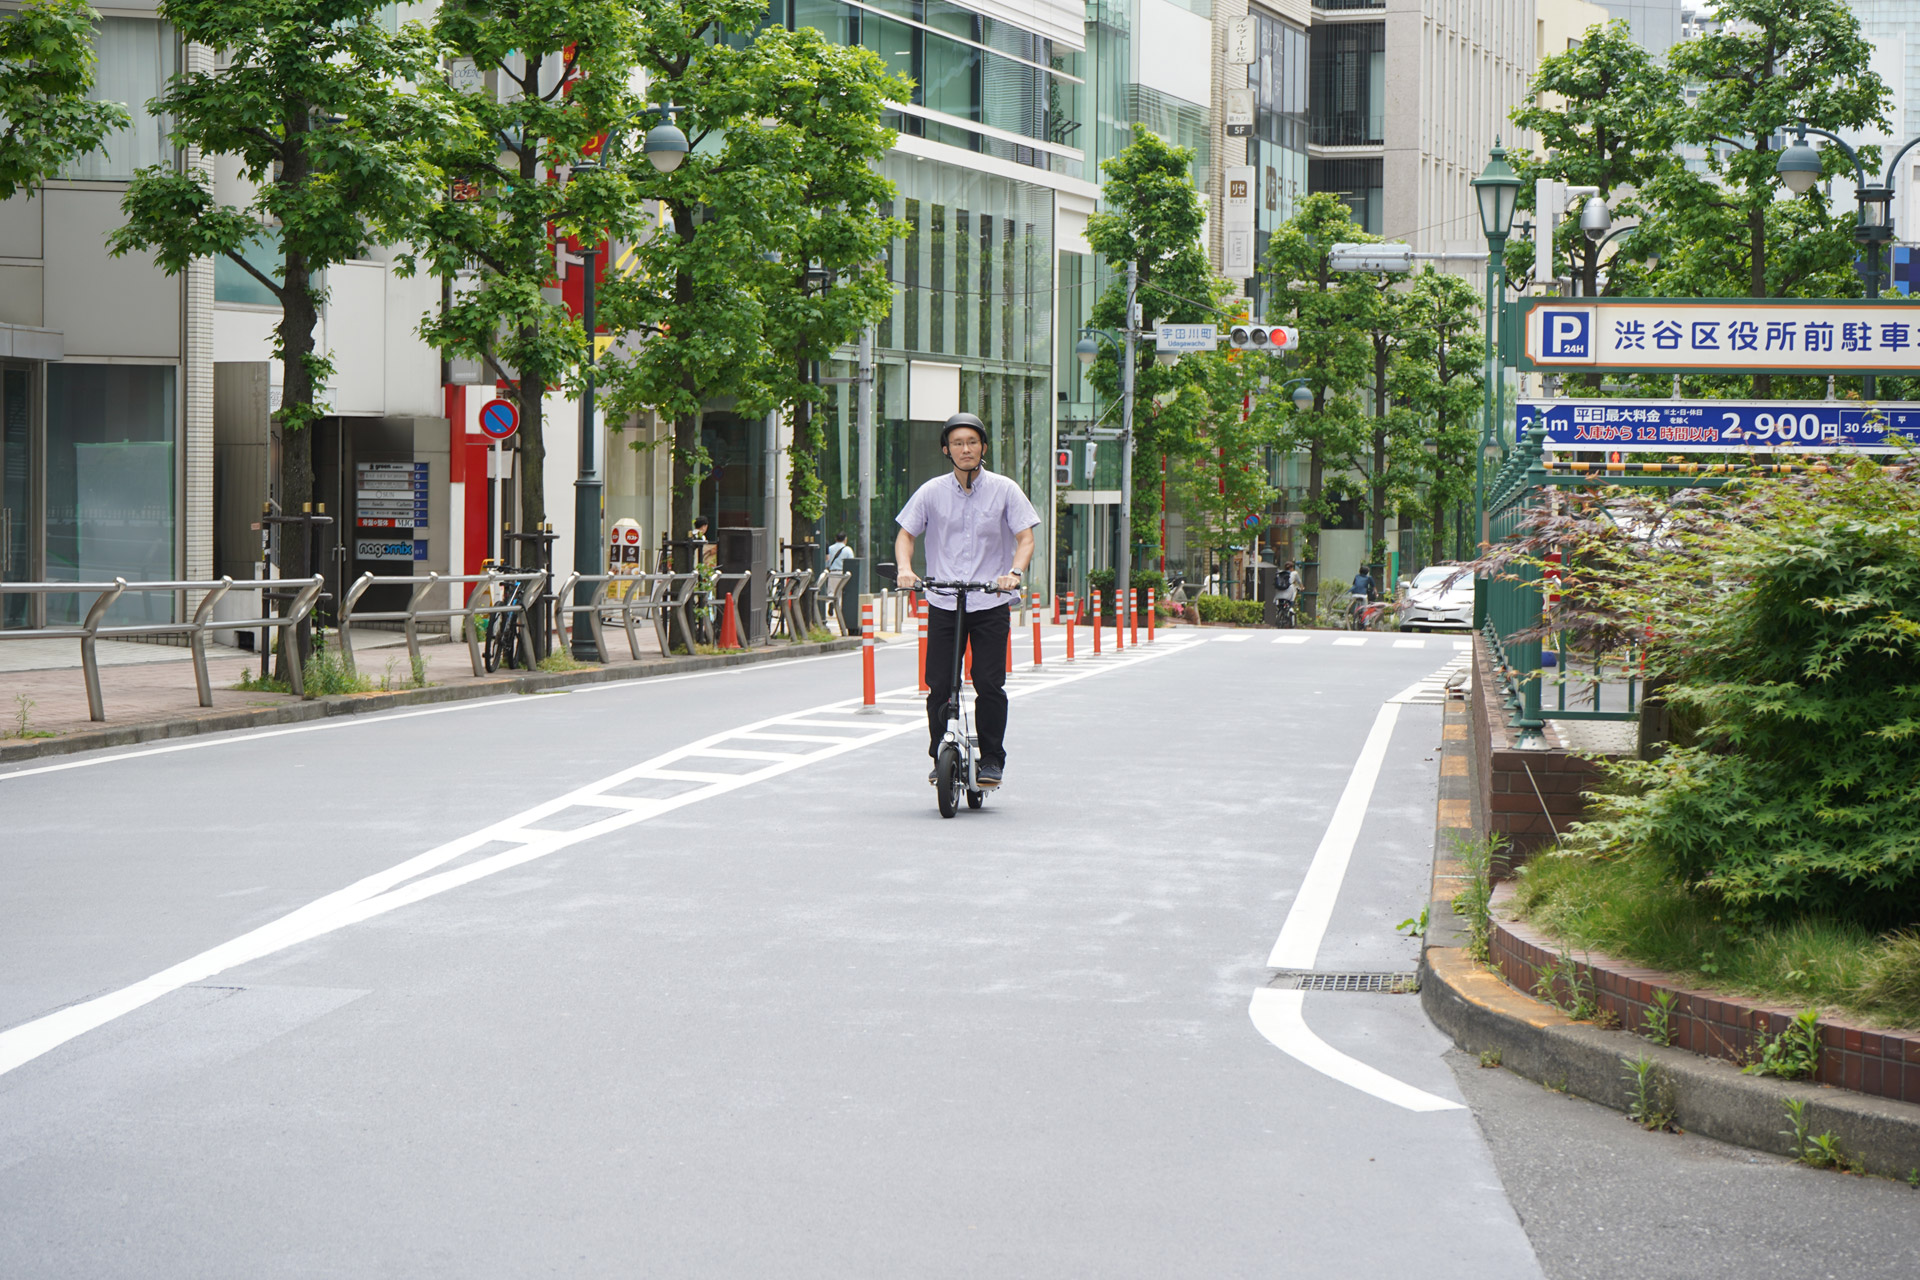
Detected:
[{"left": 1397, "top": 563, "right": 1474, "bottom": 631}]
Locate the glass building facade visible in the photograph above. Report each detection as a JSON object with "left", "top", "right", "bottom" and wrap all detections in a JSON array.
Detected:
[{"left": 775, "top": 4, "right": 1063, "bottom": 576}]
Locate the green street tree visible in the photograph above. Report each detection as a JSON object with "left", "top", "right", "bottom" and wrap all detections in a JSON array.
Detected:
[
  {"left": 1389, "top": 268, "right": 1482, "bottom": 563},
  {"left": 1084, "top": 123, "right": 1229, "bottom": 557},
  {"left": 1654, "top": 0, "right": 1888, "bottom": 395},
  {"left": 1259, "top": 193, "right": 1374, "bottom": 606},
  {"left": 109, "top": 0, "right": 437, "bottom": 673},
  {"left": 0, "top": 0, "right": 130, "bottom": 200},
  {"left": 597, "top": 2, "right": 904, "bottom": 545},
  {"left": 1350, "top": 272, "right": 1423, "bottom": 573},
  {"left": 1507, "top": 20, "right": 1679, "bottom": 298},
  {"left": 1166, "top": 349, "right": 1277, "bottom": 588},
  {"left": 416, "top": 0, "right": 641, "bottom": 543}
]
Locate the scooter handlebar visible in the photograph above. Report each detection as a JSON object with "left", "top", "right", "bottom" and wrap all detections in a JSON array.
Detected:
[{"left": 913, "top": 578, "right": 1015, "bottom": 595}]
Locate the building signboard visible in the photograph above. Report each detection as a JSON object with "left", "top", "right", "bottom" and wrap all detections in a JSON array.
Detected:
[
  {"left": 1518, "top": 398, "right": 1920, "bottom": 454},
  {"left": 355, "top": 460, "right": 429, "bottom": 529},
  {"left": 1225, "top": 88, "right": 1253, "bottom": 138},
  {"left": 355, "top": 538, "right": 429, "bottom": 562},
  {"left": 1223, "top": 165, "right": 1255, "bottom": 278},
  {"left": 1520, "top": 298, "right": 1920, "bottom": 375}
]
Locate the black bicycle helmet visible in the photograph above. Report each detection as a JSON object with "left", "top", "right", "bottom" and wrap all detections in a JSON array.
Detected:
[{"left": 940, "top": 412, "right": 987, "bottom": 448}]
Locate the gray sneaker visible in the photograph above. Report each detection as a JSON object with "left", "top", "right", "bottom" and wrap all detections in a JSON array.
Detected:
[{"left": 978, "top": 762, "right": 1004, "bottom": 787}]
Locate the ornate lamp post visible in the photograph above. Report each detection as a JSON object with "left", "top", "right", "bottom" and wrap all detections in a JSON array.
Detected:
[
  {"left": 1470, "top": 142, "right": 1520, "bottom": 629},
  {"left": 1776, "top": 124, "right": 1920, "bottom": 400}
]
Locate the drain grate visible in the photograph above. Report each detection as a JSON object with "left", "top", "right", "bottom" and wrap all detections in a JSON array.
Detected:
[{"left": 1268, "top": 970, "right": 1419, "bottom": 994}]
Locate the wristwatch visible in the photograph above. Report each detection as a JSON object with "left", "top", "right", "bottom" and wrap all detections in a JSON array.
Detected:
[{"left": 1009, "top": 569, "right": 1024, "bottom": 581}]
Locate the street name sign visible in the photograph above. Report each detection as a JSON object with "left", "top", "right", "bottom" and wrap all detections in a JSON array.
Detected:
[
  {"left": 1520, "top": 298, "right": 1920, "bottom": 375},
  {"left": 1518, "top": 398, "right": 1920, "bottom": 454},
  {"left": 1155, "top": 323, "right": 1218, "bottom": 353}
]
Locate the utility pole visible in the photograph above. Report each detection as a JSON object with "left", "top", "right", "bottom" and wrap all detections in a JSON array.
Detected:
[
  {"left": 1117, "top": 261, "right": 1138, "bottom": 626},
  {"left": 856, "top": 325, "right": 875, "bottom": 597},
  {"left": 572, "top": 241, "right": 602, "bottom": 661}
]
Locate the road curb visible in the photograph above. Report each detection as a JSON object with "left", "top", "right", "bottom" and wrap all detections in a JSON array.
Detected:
[
  {"left": 0, "top": 638, "right": 863, "bottom": 765},
  {"left": 1421, "top": 683, "right": 1920, "bottom": 1179},
  {"left": 1419, "top": 947, "right": 1920, "bottom": 1178}
]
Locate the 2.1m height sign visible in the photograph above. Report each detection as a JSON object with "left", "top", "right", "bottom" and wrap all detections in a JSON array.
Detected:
[{"left": 1518, "top": 399, "right": 1920, "bottom": 454}]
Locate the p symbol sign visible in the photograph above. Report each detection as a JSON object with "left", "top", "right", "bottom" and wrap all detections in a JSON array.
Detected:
[{"left": 1539, "top": 309, "right": 1592, "bottom": 361}]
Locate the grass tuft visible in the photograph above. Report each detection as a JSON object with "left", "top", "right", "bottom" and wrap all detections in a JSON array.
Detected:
[{"left": 1512, "top": 853, "right": 1920, "bottom": 1030}]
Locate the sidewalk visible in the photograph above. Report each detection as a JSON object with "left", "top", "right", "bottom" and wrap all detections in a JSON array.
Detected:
[{"left": 0, "top": 626, "right": 862, "bottom": 764}]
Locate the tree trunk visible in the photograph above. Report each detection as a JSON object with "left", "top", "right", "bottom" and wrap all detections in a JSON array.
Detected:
[
  {"left": 790, "top": 350, "right": 814, "bottom": 561},
  {"left": 513, "top": 346, "right": 544, "bottom": 552},
  {"left": 1430, "top": 485, "right": 1445, "bottom": 564},
  {"left": 1304, "top": 416, "right": 1325, "bottom": 618},
  {"left": 273, "top": 114, "right": 316, "bottom": 685},
  {"left": 670, "top": 405, "right": 698, "bottom": 559},
  {"left": 1750, "top": 204, "right": 1770, "bottom": 399}
]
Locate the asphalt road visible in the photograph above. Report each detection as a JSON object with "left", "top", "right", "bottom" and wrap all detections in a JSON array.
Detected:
[{"left": 2, "top": 629, "right": 1912, "bottom": 1278}]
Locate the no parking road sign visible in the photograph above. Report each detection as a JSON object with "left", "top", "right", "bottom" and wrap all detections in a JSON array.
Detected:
[{"left": 479, "top": 398, "right": 519, "bottom": 441}]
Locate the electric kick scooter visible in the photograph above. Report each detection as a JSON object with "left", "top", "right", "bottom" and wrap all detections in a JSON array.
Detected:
[{"left": 917, "top": 578, "right": 1011, "bottom": 819}]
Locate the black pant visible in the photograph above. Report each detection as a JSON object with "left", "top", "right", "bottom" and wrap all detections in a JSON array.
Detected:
[{"left": 925, "top": 603, "right": 1009, "bottom": 766}]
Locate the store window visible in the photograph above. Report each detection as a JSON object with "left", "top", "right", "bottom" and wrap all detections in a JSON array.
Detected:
[
  {"left": 45, "top": 364, "right": 176, "bottom": 622},
  {"left": 63, "top": 18, "right": 175, "bottom": 182}
]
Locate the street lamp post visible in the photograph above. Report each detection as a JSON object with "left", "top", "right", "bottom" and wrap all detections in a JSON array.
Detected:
[
  {"left": 1470, "top": 142, "right": 1520, "bottom": 629},
  {"left": 1074, "top": 262, "right": 1143, "bottom": 622},
  {"left": 562, "top": 107, "right": 691, "bottom": 661},
  {"left": 1776, "top": 124, "right": 1920, "bottom": 400}
]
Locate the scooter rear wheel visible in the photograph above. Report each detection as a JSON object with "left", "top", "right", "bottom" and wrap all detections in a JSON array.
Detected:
[{"left": 936, "top": 746, "right": 961, "bottom": 818}]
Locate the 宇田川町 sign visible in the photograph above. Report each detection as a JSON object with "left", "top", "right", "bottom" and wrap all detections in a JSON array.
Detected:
[{"left": 1521, "top": 298, "right": 1920, "bottom": 375}]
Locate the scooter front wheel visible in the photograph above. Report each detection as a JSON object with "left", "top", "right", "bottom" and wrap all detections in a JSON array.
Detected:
[{"left": 936, "top": 746, "right": 961, "bottom": 818}]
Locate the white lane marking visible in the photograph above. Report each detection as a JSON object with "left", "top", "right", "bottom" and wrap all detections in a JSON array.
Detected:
[
  {"left": 1388, "top": 655, "right": 1471, "bottom": 705},
  {"left": 0, "top": 648, "right": 875, "bottom": 784},
  {"left": 0, "top": 637, "right": 1196, "bottom": 1080},
  {"left": 1213, "top": 634, "right": 1252, "bottom": 643},
  {"left": 1268, "top": 702, "right": 1402, "bottom": 969},
  {"left": 686, "top": 747, "right": 804, "bottom": 761},
  {"left": 1273, "top": 636, "right": 1309, "bottom": 645},
  {"left": 1453, "top": 639, "right": 1473, "bottom": 650},
  {"left": 1332, "top": 637, "right": 1367, "bottom": 647},
  {"left": 1393, "top": 639, "right": 1426, "bottom": 649},
  {"left": 1249, "top": 989, "right": 1462, "bottom": 1112},
  {"left": 1251, "top": 699, "right": 1464, "bottom": 1113}
]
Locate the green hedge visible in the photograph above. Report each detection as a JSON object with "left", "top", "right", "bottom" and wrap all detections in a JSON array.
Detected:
[{"left": 1193, "top": 594, "right": 1263, "bottom": 626}]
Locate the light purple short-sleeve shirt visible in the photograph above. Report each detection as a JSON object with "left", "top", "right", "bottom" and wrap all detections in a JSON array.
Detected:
[{"left": 896, "top": 467, "right": 1041, "bottom": 612}]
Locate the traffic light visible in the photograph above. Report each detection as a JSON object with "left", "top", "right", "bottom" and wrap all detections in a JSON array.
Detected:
[
  {"left": 1084, "top": 441, "right": 1098, "bottom": 475},
  {"left": 1228, "top": 323, "right": 1299, "bottom": 353},
  {"left": 1054, "top": 447, "right": 1072, "bottom": 486}
]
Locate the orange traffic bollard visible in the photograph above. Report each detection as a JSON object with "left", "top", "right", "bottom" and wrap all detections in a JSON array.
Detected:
[
  {"left": 1128, "top": 590, "right": 1137, "bottom": 646},
  {"left": 1092, "top": 590, "right": 1102, "bottom": 654},
  {"left": 916, "top": 595, "right": 929, "bottom": 693},
  {"left": 720, "top": 588, "right": 740, "bottom": 649},
  {"left": 1147, "top": 587, "right": 1156, "bottom": 643},
  {"left": 1114, "top": 588, "right": 1124, "bottom": 652},
  {"left": 1031, "top": 590, "right": 1043, "bottom": 665},
  {"left": 1065, "top": 594, "right": 1076, "bottom": 662},
  {"left": 860, "top": 594, "right": 877, "bottom": 708}
]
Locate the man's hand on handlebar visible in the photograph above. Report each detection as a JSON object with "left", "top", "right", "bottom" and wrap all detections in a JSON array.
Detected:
[
  {"left": 897, "top": 568, "right": 921, "bottom": 591},
  {"left": 993, "top": 573, "right": 1021, "bottom": 592}
]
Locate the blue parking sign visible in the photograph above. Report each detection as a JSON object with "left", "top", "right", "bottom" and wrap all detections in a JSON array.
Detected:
[{"left": 1540, "top": 309, "right": 1590, "bottom": 359}]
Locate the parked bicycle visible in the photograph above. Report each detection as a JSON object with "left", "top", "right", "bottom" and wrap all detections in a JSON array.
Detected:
[{"left": 471, "top": 561, "right": 533, "bottom": 673}]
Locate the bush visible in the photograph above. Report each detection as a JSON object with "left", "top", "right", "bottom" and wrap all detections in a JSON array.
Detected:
[
  {"left": 1503, "top": 459, "right": 1920, "bottom": 926},
  {"left": 1193, "top": 594, "right": 1263, "bottom": 626}
]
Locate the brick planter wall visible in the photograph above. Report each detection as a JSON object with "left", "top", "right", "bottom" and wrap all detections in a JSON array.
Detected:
[
  {"left": 1488, "top": 890, "right": 1920, "bottom": 1105},
  {"left": 1469, "top": 637, "right": 1610, "bottom": 871}
]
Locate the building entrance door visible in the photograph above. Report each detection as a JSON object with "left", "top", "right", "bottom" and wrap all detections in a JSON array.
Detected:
[{"left": 2, "top": 363, "right": 35, "bottom": 629}]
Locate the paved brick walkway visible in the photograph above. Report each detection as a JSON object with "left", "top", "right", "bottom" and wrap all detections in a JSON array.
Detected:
[{"left": 0, "top": 624, "right": 691, "bottom": 744}]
